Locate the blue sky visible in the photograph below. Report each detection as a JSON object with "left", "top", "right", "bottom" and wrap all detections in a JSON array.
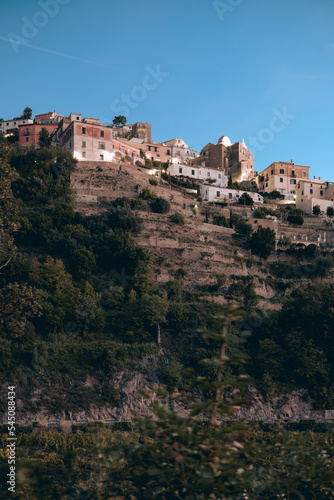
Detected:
[{"left": 1, "top": 0, "right": 333, "bottom": 178}]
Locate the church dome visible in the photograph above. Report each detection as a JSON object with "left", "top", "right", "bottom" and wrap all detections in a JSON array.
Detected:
[{"left": 217, "top": 135, "right": 232, "bottom": 147}]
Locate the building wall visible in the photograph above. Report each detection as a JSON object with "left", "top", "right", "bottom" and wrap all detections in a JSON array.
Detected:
[
  {"left": 200, "top": 184, "right": 263, "bottom": 203},
  {"left": 112, "top": 122, "right": 151, "bottom": 143},
  {"left": 163, "top": 138, "right": 198, "bottom": 163},
  {"left": 192, "top": 139, "right": 254, "bottom": 182},
  {"left": 167, "top": 163, "right": 227, "bottom": 187},
  {"left": 295, "top": 178, "right": 334, "bottom": 212},
  {"left": 227, "top": 142, "right": 254, "bottom": 181},
  {"left": 113, "top": 139, "right": 143, "bottom": 164},
  {"left": 144, "top": 142, "right": 171, "bottom": 162},
  {"left": 60, "top": 122, "right": 114, "bottom": 161},
  {"left": 258, "top": 161, "right": 310, "bottom": 198},
  {"left": 0, "top": 118, "right": 33, "bottom": 134},
  {"left": 18, "top": 122, "right": 59, "bottom": 147}
]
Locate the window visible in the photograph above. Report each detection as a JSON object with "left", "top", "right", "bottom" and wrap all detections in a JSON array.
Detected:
[
  {"left": 69, "top": 142, "right": 71, "bottom": 150},
  {"left": 100, "top": 154, "right": 104, "bottom": 160},
  {"left": 280, "top": 169, "right": 284, "bottom": 174},
  {"left": 310, "top": 189, "right": 313, "bottom": 194},
  {"left": 76, "top": 116, "right": 80, "bottom": 120},
  {"left": 23, "top": 121, "right": 25, "bottom": 124},
  {"left": 82, "top": 151, "right": 86, "bottom": 158},
  {"left": 82, "top": 127, "right": 86, "bottom": 134},
  {"left": 290, "top": 179, "right": 296, "bottom": 184},
  {"left": 151, "top": 157, "right": 154, "bottom": 161},
  {"left": 179, "top": 167, "right": 182, "bottom": 173},
  {"left": 218, "top": 174, "right": 221, "bottom": 178},
  {"left": 302, "top": 191, "right": 304, "bottom": 195},
  {"left": 154, "top": 147, "right": 157, "bottom": 152},
  {"left": 14, "top": 122, "right": 16, "bottom": 125},
  {"left": 320, "top": 190, "right": 323, "bottom": 196},
  {"left": 301, "top": 199, "right": 303, "bottom": 202},
  {"left": 82, "top": 141, "right": 86, "bottom": 148},
  {"left": 207, "top": 172, "right": 210, "bottom": 177},
  {"left": 26, "top": 137, "right": 29, "bottom": 142},
  {"left": 191, "top": 170, "right": 195, "bottom": 175},
  {"left": 280, "top": 178, "right": 283, "bottom": 182},
  {"left": 148, "top": 146, "right": 151, "bottom": 151},
  {"left": 266, "top": 182, "right": 268, "bottom": 187},
  {"left": 271, "top": 169, "right": 274, "bottom": 175},
  {"left": 100, "top": 130, "right": 104, "bottom": 138},
  {"left": 229, "top": 193, "right": 232, "bottom": 199},
  {"left": 216, "top": 191, "right": 221, "bottom": 197},
  {"left": 99, "top": 143, "right": 105, "bottom": 150},
  {"left": 291, "top": 170, "right": 295, "bottom": 176},
  {"left": 302, "top": 171, "right": 306, "bottom": 177},
  {"left": 25, "top": 128, "right": 29, "bottom": 135},
  {"left": 167, "top": 149, "right": 170, "bottom": 155},
  {"left": 157, "top": 154, "right": 160, "bottom": 157}
]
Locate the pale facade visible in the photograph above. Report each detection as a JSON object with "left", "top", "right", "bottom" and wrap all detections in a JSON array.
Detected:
[
  {"left": 167, "top": 163, "right": 227, "bottom": 187},
  {"left": 295, "top": 178, "right": 334, "bottom": 212},
  {"left": 163, "top": 138, "right": 198, "bottom": 163},
  {"left": 0, "top": 118, "right": 33, "bottom": 134},
  {"left": 200, "top": 184, "right": 263, "bottom": 204},
  {"left": 258, "top": 161, "right": 310, "bottom": 200}
]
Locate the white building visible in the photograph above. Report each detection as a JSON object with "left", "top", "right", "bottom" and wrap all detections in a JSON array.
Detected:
[
  {"left": 0, "top": 118, "right": 33, "bottom": 134},
  {"left": 167, "top": 163, "right": 227, "bottom": 187},
  {"left": 295, "top": 178, "right": 334, "bottom": 212},
  {"left": 163, "top": 138, "right": 198, "bottom": 163},
  {"left": 201, "top": 184, "right": 264, "bottom": 204}
]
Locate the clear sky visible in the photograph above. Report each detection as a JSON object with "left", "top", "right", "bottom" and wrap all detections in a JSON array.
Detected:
[{"left": 1, "top": 0, "right": 333, "bottom": 179}]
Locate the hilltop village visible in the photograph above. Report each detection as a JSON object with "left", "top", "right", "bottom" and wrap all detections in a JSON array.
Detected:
[{"left": 2, "top": 109, "right": 333, "bottom": 213}]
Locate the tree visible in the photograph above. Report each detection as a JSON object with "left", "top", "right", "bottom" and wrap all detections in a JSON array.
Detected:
[
  {"left": 169, "top": 213, "right": 185, "bottom": 225},
  {"left": 112, "top": 115, "right": 127, "bottom": 127},
  {"left": 213, "top": 213, "right": 227, "bottom": 227},
  {"left": 264, "top": 190, "right": 285, "bottom": 200},
  {"left": 22, "top": 107, "right": 32, "bottom": 119},
  {"left": 0, "top": 152, "right": 18, "bottom": 271},
  {"left": 287, "top": 208, "right": 304, "bottom": 225},
  {"left": 326, "top": 206, "right": 334, "bottom": 217},
  {"left": 151, "top": 197, "right": 170, "bottom": 214},
  {"left": 38, "top": 128, "right": 50, "bottom": 148},
  {"left": 239, "top": 192, "right": 253, "bottom": 206},
  {"left": 313, "top": 204, "right": 321, "bottom": 216},
  {"left": 250, "top": 226, "right": 276, "bottom": 259},
  {"left": 70, "top": 248, "right": 96, "bottom": 281}
]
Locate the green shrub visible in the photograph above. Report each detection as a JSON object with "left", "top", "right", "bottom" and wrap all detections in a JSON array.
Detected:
[
  {"left": 327, "top": 206, "right": 334, "bottom": 217},
  {"left": 139, "top": 188, "right": 157, "bottom": 201},
  {"left": 149, "top": 178, "right": 158, "bottom": 186},
  {"left": 250, "top": 227, "right": 276, "bottom": 259},
  {"left": 213, "top": 214, "right": 227, "bottom": 227},
  {"left": 169, "top": 213, "right": 185, "bottom": 225},
  {"left": 151, "top": 197, "right": 170, "bottom": 214},
  {"left": 288, "top": 208, "right": 304, "bottom": 225}
]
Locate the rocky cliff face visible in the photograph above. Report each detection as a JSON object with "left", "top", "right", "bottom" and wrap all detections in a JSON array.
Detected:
[{"left": 1, "top": 373, "right": 328, "bottom": 428}]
